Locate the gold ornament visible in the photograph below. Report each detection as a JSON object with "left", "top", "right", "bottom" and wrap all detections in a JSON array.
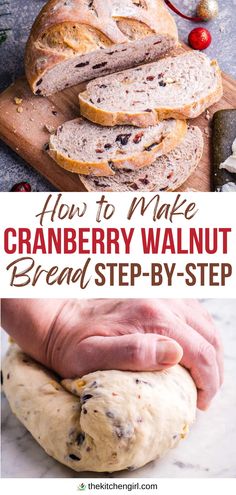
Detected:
[{"left": 197, "top": 0, "right": 219, "bottom": 21}]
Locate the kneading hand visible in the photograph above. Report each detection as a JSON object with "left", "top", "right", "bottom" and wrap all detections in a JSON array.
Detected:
[
  {"left": 2, "top": 298, "right": 223, "bottom": 411},
  {"left": 43, "top": 299, "right": 223, "bottom": 410}
]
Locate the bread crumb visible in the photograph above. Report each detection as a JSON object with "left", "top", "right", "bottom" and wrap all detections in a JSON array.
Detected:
[
  {"left": 14, "top": 96, "right": 23, "bottom": 105},
  {"left": 205, "top": 110, "right": 210, "bottom": 120},
  {"left": 204, "top": 127, "right": 210, "bottom": 137},
  {"left": 17, "top": 107, "right": 23, "bottom": 113}
]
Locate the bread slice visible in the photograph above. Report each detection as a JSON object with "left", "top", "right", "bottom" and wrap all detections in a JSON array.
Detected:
[
  {"left": 80, "top": 126, "right": 203, "bottom": 191},
  {"left": 48, "top": 117, "right": 187, "bottom": 176},
  {"left": 25, "top": 0, "right": 178, "bottom": 96},
  {"left": 79, "top": 52, "right": 223, "bottom": 127}
]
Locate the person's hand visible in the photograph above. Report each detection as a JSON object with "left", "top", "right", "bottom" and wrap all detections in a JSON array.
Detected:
[{"left": 44, "top": 299, "right": 223, "bottom": 410}]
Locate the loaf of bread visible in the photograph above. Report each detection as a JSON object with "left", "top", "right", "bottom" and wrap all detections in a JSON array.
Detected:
[
  {"left": 79, "top": 52, "right": 223, "bottom": 126},
  {"left": 48, "top": 117, "right": 187, "bottom": 176},
  {"left": 80, "top": 126, "right": 203, "bottom": 191},
  {"left": 25, "top": 0, "right": 178, "bottom": 96}
]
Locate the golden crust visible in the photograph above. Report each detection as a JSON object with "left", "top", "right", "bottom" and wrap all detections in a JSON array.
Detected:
[
  {"left": 48, "top": 119, "right": 187, "bottom": 176},
  {"left": 25, "top": 0, "right": 178, "bottom": 94},
  {"left": 79, "top": 60, "right": 223, "bottom": 127}
]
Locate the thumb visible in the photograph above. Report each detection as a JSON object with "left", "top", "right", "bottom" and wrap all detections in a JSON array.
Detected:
[{"left": 75, "top": 333, "right": 183, "bottom": 376}]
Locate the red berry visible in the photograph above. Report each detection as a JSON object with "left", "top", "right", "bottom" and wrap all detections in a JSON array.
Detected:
[
  {"left": 188, "top": 27, "right": 212, "bottom": 51},
  {"left": 11, "top": 181, "right": 31, "bottom": 192}
]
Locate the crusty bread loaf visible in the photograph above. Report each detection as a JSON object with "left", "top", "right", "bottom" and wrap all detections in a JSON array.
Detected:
[
  {"left": 80, "top": 126, "right": 203, "bottom": 191},
  {"left": 25, "top": 0, "right": 178, "bottom": 96},
  {"left": 48, "top": 117, "right": 187, "bottom": 176},
  {"left": 79, "top": 52, "right": 223, "bottom": 127}
]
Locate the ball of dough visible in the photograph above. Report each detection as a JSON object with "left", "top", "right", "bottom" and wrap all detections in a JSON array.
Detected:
[{"left": 2, "top": 345, "right": 197, "bottom": 473}]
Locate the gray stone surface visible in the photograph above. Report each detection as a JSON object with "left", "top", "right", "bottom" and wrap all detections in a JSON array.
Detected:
[{"left": 0, "top": 0, "right": 235, "bottom": 191}]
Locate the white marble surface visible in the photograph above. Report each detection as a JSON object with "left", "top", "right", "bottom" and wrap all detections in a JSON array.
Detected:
[{"left": 1, "top": 299, "right": 236, "bottom": 478}]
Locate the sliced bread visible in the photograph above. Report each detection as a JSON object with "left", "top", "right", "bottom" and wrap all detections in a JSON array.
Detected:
[
  {"left": 79, "top": 52, "right": 223, "bottom": 127},
  {"left": 48, "top": 117, "right": 187, "bottom": 176},
  {"left": 25, "top": 0, "right": 178, "bottom": 96},
  {"left": 80, "top": 126, "right": 203, "bottom": 191}
]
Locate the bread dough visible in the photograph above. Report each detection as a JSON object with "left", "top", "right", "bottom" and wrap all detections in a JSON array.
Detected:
[{"left": 2, "top": 345, "right": 197, "bottom": 473}]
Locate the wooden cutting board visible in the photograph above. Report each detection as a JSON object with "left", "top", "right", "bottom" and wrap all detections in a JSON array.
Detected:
[{"left": 0, "top": 47, "right": 235, "bottom": 192}]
